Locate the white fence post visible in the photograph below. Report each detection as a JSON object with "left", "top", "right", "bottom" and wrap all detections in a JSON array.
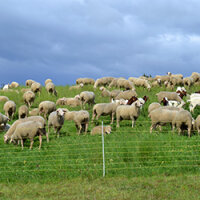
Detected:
[{"left": 102, "top": 121, "right": 105, "bottom": 177}]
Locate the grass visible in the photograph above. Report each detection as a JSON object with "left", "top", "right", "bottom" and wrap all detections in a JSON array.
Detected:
[{"left": 0, "top": 83, "right": 200, "bottom": 198}]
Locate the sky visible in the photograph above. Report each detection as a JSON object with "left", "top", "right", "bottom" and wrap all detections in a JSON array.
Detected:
[{"left": 0, "top": 0, "right": 200, "bottom": 85}]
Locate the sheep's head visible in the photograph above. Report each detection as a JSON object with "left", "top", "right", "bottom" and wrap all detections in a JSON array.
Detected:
[
  {"left": 105, "top": 126, "right": 112, "bottom": 134},
  {"left": 80, "top": 83, "right": 84, "bottom": 87},
  {"left": 75, "top": 95, "right": 80, "bottom": 100},
  {"left": 161, "top": 97, "right": 168, "bottom": 106},
  {"left": 56, "top": 108, "right": 65, "bottom": 117}
]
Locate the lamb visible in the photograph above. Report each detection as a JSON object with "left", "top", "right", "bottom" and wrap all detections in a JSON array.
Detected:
[
  {"left": 94, "top": 77, "right": 114, "bottom": 88},
  {"left": 64, "top": 109, "right": 89, "bottom": 134},
  {"left": 0, "top": 113, "right": 9, "bottom": 128},
  {"left": 69, "top": 83, "right": 84, "bottom": 90},
  {"left": 161, "top": 97, "right": 185, "bottom": 108},
  {"left": 115, "top": 90, "right": 138, "bottom": 100},
  {"left": 48, "top": 108, "right": 66, "bottom": 141},
  {"left": 45, "top": 79, "right": 52, "bottom": 86},
  {"left": 156, "top": 91, "right": 182, "bottom": 103},
  {"left": 76, "top": 78, "right": 95, "bottom": 85},
  {"left": 116, "top": 100, "right": 142, "bottom": 128},
  {"left": 100, "top": 87, "right": 111, "bottom": 97},
  {"left": 128, "top": 77, "right": 151, "bottom": 90},
  {"left": 3, "top": 100, "right": 16, "bottom": 120},
  {"left": 187, "top": 97, "right": 200, "bottom": 113},
  {"left": 195, "top": 115, "right": 200, "bottom": 134},
  {"left": 45, "top": 82, "right": 57, "bottom": 96},
  {"left": 80, "top": 91, "right": 95, "bottom": 109},
  {"left": 31, "top": 82, "right": 42, "bottom": 95},
  {"left": 38, "top": 101, "right": 56, "bottom": 119},
  {"left": 10, "top": 121, "right": 45, "bottom": 150},
  {"left": 23, "top": 91, "right": 35, "bottom": 108},
  {"left": 4, "top": 116, "right": 46, "bottom": 143},
  {"left": 18, "top": 105, "right": 29, "bottom": 119},
  {"left": 148, "top": 107, "right": 180, "bottom": 133},
  {"left": 0, "top": 96, "right": 9, "bottom": 102},
  {"left": 92, "top": 102, "right": 120, "bottom": 124},
  {"left": 25, "top": 79, "right": 35, "bottom": 87},
  {"left": 91, "top": 126, "right": 112, "bottom": 135},
  {"left": 172, "top": 110, "right": 193, "bottom": 137},
  {"left": 10, "top": 81, "right": 19, "bottom": 88},
  {"left": 29, "top": 108, "right": 39, "bottom": 116}
]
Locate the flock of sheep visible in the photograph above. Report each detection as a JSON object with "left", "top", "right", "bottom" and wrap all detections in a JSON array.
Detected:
[{"left": 1, "top": 72, "right": 200, "bottom": 149}]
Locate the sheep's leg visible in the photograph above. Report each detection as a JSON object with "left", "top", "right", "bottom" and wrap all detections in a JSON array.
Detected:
[
  {"left": 116, "top": 117, "right": 120, "bottom": 128},
  {"left": 30, "top": 139, "right": 34, "bottom": 150},
  {"left": 38, "top": 135, "right": 42, "bottom": 149},
  {"left": 188, "top": 125, "right": 191, "bottom": 138},
  {"left": 150, "top": 123, "right": 156, "bottom": 133},
  {"left": 21, "top": 139, "right": 24, "bottom": 150},
  {"left": 111, "top": 112, "right": 115, "bottom": 124},
  {"left": 197, "top": 127, "right": 200, "bottom": 135},
  {"left": 47, "top": 126, "right": 50, "bottom": 143},
  {"left": 132, "top": 119, "right": 135, "bottom": 128},
  {"left": 56, "top": 127, "right": 61, "bottom": 138},
  {"left": 85, "top": 123, "right": 88, "bottom": 134},
  {"left": 79, "top": 124, "right": 82, "bottom": 135},
  {"left": 178, "top": 127, "right": 182, "bottom": 136},
  {"left": 92, "top": 112, "right": 96, "bottom": 122}
]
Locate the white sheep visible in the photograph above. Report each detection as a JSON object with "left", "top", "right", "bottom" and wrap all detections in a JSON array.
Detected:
[
  {"left": 148, "top": 102, "right": 161, "bottom": 114},
  {"left": 156, "top": 91, "right": 182, "bottom": 103},
  {"left": 0, "top": 113, "right": 9, "bottom": 128},
  {"left": 115, "top": 90, "right": 138, "bottom": 100},
  {"left": 94, "top": 77, "right": 114, "bottom": 88},
  {"left": 195, "top": 115, "right": 200, "bottom": 134},
  {"left": 45, "top": 82, "right": 57, "bottom": 96},
  {"left": 187, "top": 97, "right": 200, "bottom": 113},
  {"left": 92, "top": 102, "right": 120, "bottom": 124},
  {"left": 45, "top": 79, "right": 53, "bottom": 86},
  {"left": 10, "top": 81, "right": 19, "bottom": 88},
  {"left": 0, "top": 96, "right": 9, "bottom": 102},
  {"left": 100, "top": 87, "right": 111, "bottom": 97},
  {"left": 172, "top": 110, "right": 193, "bottom": 137},
  {"left": 91, "top": 126, "right": 112, "bottom": 135},
  {"left": 23, "top": 91, "right": 35, "bottom": 108},
  {"left": 39, "top": 101, "right": 56, "bottom": 120},
  {"left": 80, "top": 91, "right": 95, "bottom": 109},
  {"left": 10, "top": 121, "right": 45, "bottom": 149},
  {"left": 48, "top": 108, "right": 66, "bottom": 141},
  {"left": 69, "top": 83, "right": 84, "bottom": 90},
  {"left": 4, "top": 116, "right": 46, "bottom": 143},
  {"left": 25, "top": 79, "right": 35, "bottom": 87},
  {"left": 116, "top": 100, "right": 142, "bottom": 128},
  {"left": 64, "top": 109, "right": 89, "bottom": 134},
  {"left": 29, "top": 108, "right": 39, "bottom": 116},
  {"left": 162, "top": 97, "right": 185, "bottom": 108},
  {"left": 0, "top": 124, "right": 10, "bottom": 132},
  {"left": 117, "top": 78, "right": 135, "bottom": 90},
  {"left": 129, "top": 77, "right": 151, "bottom": 90},
  {"left": 76, "top": 78, "right": 95, "bottom": 85},
  {"left": 3, "top": 100, "right": 16, "bottom": 120},
  {"left": 31, "top": 82, "right": 42, "bottom": 95},
  {"left": 183, "top": 77, "right": 194, "bottom": 87},
  {"left": 18, "top": 105, "right": 29, "bottom": 119}
]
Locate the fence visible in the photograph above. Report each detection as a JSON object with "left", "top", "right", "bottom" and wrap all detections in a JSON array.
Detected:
[{"left": 0, "top": 119, "right": 200, "bottom": 181}]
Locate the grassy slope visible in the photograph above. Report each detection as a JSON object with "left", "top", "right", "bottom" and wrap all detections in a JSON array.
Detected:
[{"left": 0, "top": 84, "right": 200, "bottom": 198}]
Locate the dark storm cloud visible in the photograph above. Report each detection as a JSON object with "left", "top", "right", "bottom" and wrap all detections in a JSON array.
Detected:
[{"left": 0, "top": 0, "right": 200, "bottom": 85}]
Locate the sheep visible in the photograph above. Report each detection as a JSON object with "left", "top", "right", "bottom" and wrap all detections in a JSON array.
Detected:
[
  {"left": 3, "top": 100, "right": 16, "bottom": 120},
  {"left": 25, "top": 79, "right": 35, "bottom": 87},
  {"left": 151, "top": 79, "right": 161, "bottom": 87},
  {"left": 100, "top": 87, "right": 111, "bottom": 97},
  {"left": 18, "top": 105, "right": 29, "bottom": 119},
  {"left": 4, "top": 116, "right": 46, "bottom": 143},
  {"left": 31, "top": 82, "right": 42, "bottom": 95},
  {"left": 183, "top": 77, "right": 194, "bottom": 87},
  {"left": 10, "top": 121, "right": 45, "bottom": 150},
  {"left": 29, "top": 108, "right": 39, "bottom": 116},
  {"left": 156, "top": 91, "right": 182, "bottom": 103},
  {"left": 92, "top": 102, "right": 120, "bottom": 124},
  {"left": 23, "top": 91, "right": 35, "bottom": 108},
  {"left": 115, "top": 90, "right": 138, "bottom": 100},
  {"left": 108, "top": 78, "right": 121, "bottom": 88},
  {"left": 187, "top": 97, "right": 200, "bottom": 113},
  {"left": 129, "top": 77, "right": 151, "bottom": 90},
  {"left": 56, "top": 96, "right": 81, "bottom": 107},
  {"left": 116, "top": 100, "right": 142, "bottom": 128},
  {"left": 169, "top": 73, "right": 183, "bottom": 79},
  {"left": 0, "top": 96, "right": 9, "bottom": 102},
  {"left": 56, "top": 97, "right": 68, "bottom": 105},
  {"left": 170, "top": 77, "right": 183, "bottom": 86},
  {"left": 45, "top": 82, "right": 57, "bottom": 96},
  {"left": 48, "top": 108, "right": 66, "bottom": 141},
  {"left": 127, "top": 96, "right": 148, "bottom": 106},
  {"left": 76, "top": 78, "right": 95, "bottom": 85},
  {"left": 116, "top": 78, "right": 135, "bottom": 90},
  {"left": 195, "top": 115, "right": 200, "bottom": 134},
  {"left": 172, "top": 110, "right": 193, "bottom": 137},
  {"left": 21, "top": 88, "right": 31, "bottom": 93},
  {"left": 91, "top": 126, "right": 112, "bottom": 135},
  {"left": 10, "top": 81, "right": 19, "bottom": 88},
  {"left": 191, "top": 72, "right": 200, "bottom": 82},
  {"left": 80, "top": 91, "right": 95, "bottom": 109},
  {"left": 0, "top": 113, "right": 9, "bottom": 128},
  {"left": 148, "top": 107, "right": 181, "bottom": 133},
  {"left": 2, "top": 84, "right": 9, "bottom": 91},
  {"left": 161, "top": 97, "right": 185, "bottom": 108},
  {"left": 148, "top": 103, "right": 161, "bottom": 114},
  {"left": 155, "top": 75, "right": 170, "bottom": 83},
  {"left": 111, "top": 98, "right": 128, "bottom": 105},
  {"left": 45, "top": 79, "right": 52, "bottom": 86},
  {"left": 64, "top": 109, "right": 89, "bottom": 134},
  {"left": 38, "top": 101, "right": 56, "bottom": 120},
  {"left": 69, "top": 83, "right": 84, "bottom": 90},
  {"left": 94, "top": 77, "right": 114, "bottom": 88},
  {"left": 110, "top": 90, "right": 121, "bottom": 99}
]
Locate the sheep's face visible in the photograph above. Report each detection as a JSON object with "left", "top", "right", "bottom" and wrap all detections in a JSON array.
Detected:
[
  {"left": 57, "top": 108, "right": 65, "bottom": 117},
  {"left": 4, "top": 135, "right": 9, "bottom": 143},
  {"left": 105, "top": 126, "right": 112, "bottom": 134}
]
